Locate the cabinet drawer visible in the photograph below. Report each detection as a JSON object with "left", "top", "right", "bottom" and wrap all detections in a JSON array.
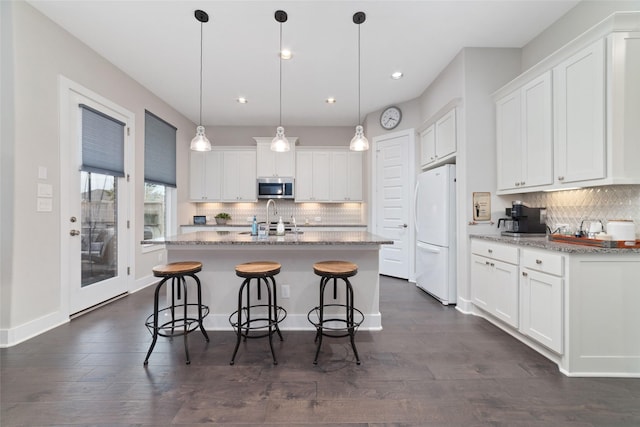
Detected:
[
  {"left": 471, "top": 239, "right": 518, "bottom": 264},
  {"left": 521, "top": 248, "right": 564, "bottom": 276}
]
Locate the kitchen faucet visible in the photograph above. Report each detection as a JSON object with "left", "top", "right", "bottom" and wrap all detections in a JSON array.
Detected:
[{"left": 266, "top": 199, "right": 278, "bottom": 232}]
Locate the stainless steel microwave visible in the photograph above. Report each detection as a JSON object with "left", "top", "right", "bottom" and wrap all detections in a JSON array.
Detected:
[{"left": 257, "top": 177, "right": 294, "bottom": 199}]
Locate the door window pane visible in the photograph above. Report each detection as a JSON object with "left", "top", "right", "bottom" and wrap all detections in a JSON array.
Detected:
[{"left": 81, "top": 171, "right": 118, "bottom": 287}]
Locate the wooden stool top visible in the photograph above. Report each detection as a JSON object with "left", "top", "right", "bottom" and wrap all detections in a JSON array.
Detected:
[
  {"left": 152, "top": 261, "right": 202, "bottom": 277},
  {"left": 235, "top": 261, "right": 281, "bottom": 278},
  {"left": 313, "top": 260, "right": 358, "bottom": 278}
]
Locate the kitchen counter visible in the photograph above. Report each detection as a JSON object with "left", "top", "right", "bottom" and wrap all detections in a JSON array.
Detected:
[
  {"left": 142, "top": 231, "right": 392, "bottom": 332},
  {"left": 470, "top": 234, "right": 640, "bottom": 254},
  {"left": 180, "top": 223, "right": 367, "bottom": 229}
]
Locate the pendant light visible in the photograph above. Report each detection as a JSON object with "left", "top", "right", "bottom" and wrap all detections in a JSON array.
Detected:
[
  {"left": 350, "top": 11, "right": 369, "bottom": 152},
  {"left": 271, "top": 10, "right": 290, "bottom": 152},
  {"left": 190, "top": 9, "right": 212, "bottom": 151}
]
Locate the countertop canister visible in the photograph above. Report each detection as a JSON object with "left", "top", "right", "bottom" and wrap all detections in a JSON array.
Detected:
[{"left": 606, "top": 220, "right": 636, "bottom": 242}]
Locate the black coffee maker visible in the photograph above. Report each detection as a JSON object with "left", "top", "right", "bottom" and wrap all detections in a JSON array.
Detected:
[{"left": 498, "top": 201, "right": 547, "bottom": 236}]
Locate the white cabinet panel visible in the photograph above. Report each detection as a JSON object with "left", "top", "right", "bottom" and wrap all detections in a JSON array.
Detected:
[
  {"left": 254, "top": 139, "right": 296, "bottom": 178},
  {"left": 189, "top": 151, "right": 222, "bottom": 201},
  {"left": 296, "top": 149, "right": 361, "bottom": 202},
  {"left": 419, "top": 125, "right": 436, "bottom": 167},
  {"left": 520, "top": 269, "right": 563, "bottom": 354},
  {"left": 554, "top": 39, "right": 606, "bottom": 185},
  {"left": 419, "top": 107, "right": 456, "bottom": 168},
  {"left": 331, "top": 151, "right": 363, "bottom": 202},
  {"left": 222, "top": 150, "right": 257, "bottom": 202}
]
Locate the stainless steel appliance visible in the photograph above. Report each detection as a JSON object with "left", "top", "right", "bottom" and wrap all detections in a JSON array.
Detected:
[
  {"left": 257, "top": 177, "right": 294, "bottom": 199},
  {"left": 414, "top": 164, "right": 456, "bottom": 305},
  {"left": 498, "top": 201, "right": 547, "bottom": 237}
]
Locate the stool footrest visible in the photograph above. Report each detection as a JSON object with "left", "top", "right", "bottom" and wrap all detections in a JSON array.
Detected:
[
  {"left": 229, "top": 304, "right": 287, "bottom": 337},
  {"left": 307, "top": 304, "right": 364, "bottom": 335},
  {"left": 145, "top": 304, "right": 210, "bottom": 338}
]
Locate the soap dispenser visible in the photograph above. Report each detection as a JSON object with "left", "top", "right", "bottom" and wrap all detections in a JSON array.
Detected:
[
  {"left": 251, "top": 215, "right": 258, "bottom": 236},
  {"left": 276, "top": 216, "right": 285, "bottom": 236}
]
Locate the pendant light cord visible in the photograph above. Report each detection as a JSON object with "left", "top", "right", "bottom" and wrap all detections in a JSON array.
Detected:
[
  {"left": 279, "top": 22, "right": 283, "bottom": 127},
  {"left": 357, "top": 23, "right": 361, "bottom": 126},
  {"left": 199, "top": 21, "right": 203, "bottom": 126}
]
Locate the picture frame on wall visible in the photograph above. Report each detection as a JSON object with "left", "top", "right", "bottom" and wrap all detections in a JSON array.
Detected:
[{"left": 473, "top": 192, "right": 491, "bottom": 221}]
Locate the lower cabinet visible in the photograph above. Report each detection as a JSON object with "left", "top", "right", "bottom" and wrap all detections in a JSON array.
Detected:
[{"left": 470, "top": 240, "right": 519, "bottom": 328}]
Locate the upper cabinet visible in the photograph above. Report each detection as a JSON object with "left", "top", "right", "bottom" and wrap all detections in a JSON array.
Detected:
[
  {"left": 420, "top": 107, "right": 457, "bottom": 168},
  {"left": 253, "top": 137, "right": 297, "bottom": 178},
  {"left": 189, "top": 148, "right": 256, "bottom": 202},
  {"left": 296, "top": 148, "right": 363, "bottom": 202},
  {"left": 494, "top": 16, "right": 640, "bottom": 194},
  {"left": 496, "top": 71, "right": 553, "bottom": 192}
]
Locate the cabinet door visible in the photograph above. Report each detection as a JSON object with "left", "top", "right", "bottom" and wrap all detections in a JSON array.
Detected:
[
  {"left": 295, "top": 151, "right": 313, "bottom": 201},
  {"left": 346, "top": 151, "right": 363, "bottom": 201},
  {"left": 330, "top": 151, "right": 348, "bottom": 202},
  {"left": 435, "top": 108, "right": 456, "bottom": 159},
  {"left": 312, "top": 151, "right": 331, "bottom": 201},
  {"left": 419, "top": 125, "right": 436, "bottom": 167},
  {"left": 554, "top": 39, "right": 606, "bottom": 185},
  {"left": 256, "top": 142, "right": 295, "bottom": 177},
  {"left": 222, "top": 150, "right": 256, "bottom": 201},
  {"left": 521, "top": 72, "right": 553, "bottom": 188},
  {"left": 471, "top": 254, "right": 492, "bottom": 310},
  {"left": 491, "top": 259, "right": 519, "bottom": 328},
  {"left": 520, "top": 269, "right": 563, "bottom": 354},
  {"left": 190, "top": 151, "right": 221, "bottom": 201},
  {"left": 496, "top": 91, "right": 522, "bottom": 191}
]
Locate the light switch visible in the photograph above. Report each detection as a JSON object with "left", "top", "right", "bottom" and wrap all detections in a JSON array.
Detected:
[
  {"left": 37, "top": 183, "right": 53, "bottom": 197},
  {"left": 38, "top": 166, "right": 48, "bottom": 180},
  {"left": 37, "top": 198, "right": 53, "bottom": 212}
]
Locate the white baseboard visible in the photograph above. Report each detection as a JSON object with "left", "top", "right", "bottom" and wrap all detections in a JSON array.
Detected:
[
  {"left": 0, "top": 310, "right": 69, "bottom": 348},
  {"left": 132, "top": 274, "right": 159, "bottom": 293}
]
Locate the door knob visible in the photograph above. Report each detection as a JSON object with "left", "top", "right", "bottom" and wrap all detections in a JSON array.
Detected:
[
  {"left": 398, "top": 224, "right": 408, "bottom": 228},
  {"left": 70, "top": 230, "right": 80, "bottom": 236}
]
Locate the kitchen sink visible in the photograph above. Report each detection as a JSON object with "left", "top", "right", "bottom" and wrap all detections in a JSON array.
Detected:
[{"left": 238, "top": 231, "right": 303, "bottom": 235}]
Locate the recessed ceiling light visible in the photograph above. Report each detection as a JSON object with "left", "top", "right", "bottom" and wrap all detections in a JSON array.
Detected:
[
  {"left": 280, "top": 49, "right": 292, "bottom": 60},
  {"left": 237, "top": 97, "right": 248, "bottom": 104},
  {"left": 391, "top": 71, "right": 403, "bottom": 80},
  {"left": 326, "top": 97, "right": 337, "bottom": 104}
]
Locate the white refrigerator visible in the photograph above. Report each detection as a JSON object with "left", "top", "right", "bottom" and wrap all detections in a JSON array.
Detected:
[{"left": 414, "top": 164, "right": 456, "bottom": 305}]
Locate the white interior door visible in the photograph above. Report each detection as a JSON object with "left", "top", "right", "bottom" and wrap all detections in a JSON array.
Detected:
[
  {"left": 374, "top": 131, "right": 412, "bottom": 279},
  {"left": 61, "top": 81, "right": 132, "bottom": 315}
]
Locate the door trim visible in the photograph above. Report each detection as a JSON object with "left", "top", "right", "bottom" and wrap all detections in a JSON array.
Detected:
[
  {"left": 58, "top": 75, "right": 135, "bottom": 318},
  {"left": 370, "top": 128, "right": 416, "bottom": 281}
]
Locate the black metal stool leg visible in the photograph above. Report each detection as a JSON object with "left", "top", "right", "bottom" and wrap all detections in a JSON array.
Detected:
[
  {"left": 345, "top": 277, "right": 361, "bottom": 364},
  {"left": 230, "top": 278, "right": 249, "bottom": 365},
  {"left": 144, "top": 277, "right": 167, "bottom": 366},
  {"left": 179, "top": 277, "right": 191, "bottom": 364},
  {"left": 265, "top": 277, "right": 278, "bottom": 365},
  {"left": 313, "top": 276, "right": 329, "bottom": 364},
  {"left": 189, "top": 273, "right": 209, "bottom": 342}
]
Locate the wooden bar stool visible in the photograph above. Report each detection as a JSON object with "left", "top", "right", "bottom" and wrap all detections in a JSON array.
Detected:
[
  {"left": 143, "top": 261, "right": 209, "bottom": 365},
  {"left": 229, "top": 261, "right": 286, "bottom": 365},
  {"left": 308, "top": 260, "right": 364, "bottom": 365}
]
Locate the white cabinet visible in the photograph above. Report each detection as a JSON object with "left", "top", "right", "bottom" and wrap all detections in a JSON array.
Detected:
[
  {"left": 296, "top": 149, "right": 362, "bottom": 202},
  {"left": 222, "top": 149, "right": 257, "bottom": 202},
  {"left": 496, "top": 72, "right": 553, "bottom": 192},
  {"left": 519, "top": 248, "right": 564, "bottom": 354},
  {"left": 254, "top": 138, "right": 297, "bottom": 178},
  {"left": 419, "top": 108, "right": 456, "bottom": 167},
  {"left": 470, "top": 240, "right": 519, "bottom": 328},
  {"left": 554, "top": 39, "right": 606, "bottom": 186},
  {"left": 189, "top": 151, "right": 222, "bottom": 201},
  {"left": 189, "top": 148, "right": 256, "bottom": 202},
  {"left": 330, "top": 151, "right": 363, "bottom": 202}
]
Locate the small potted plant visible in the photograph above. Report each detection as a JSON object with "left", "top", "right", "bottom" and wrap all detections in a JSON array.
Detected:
[{"left": 214, "top": 212, "right": 231, "bottom": 225}]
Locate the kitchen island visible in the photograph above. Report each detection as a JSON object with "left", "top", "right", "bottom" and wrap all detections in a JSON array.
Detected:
[{"left": 142, "top": 231, "right": 393, "bottom": 331}]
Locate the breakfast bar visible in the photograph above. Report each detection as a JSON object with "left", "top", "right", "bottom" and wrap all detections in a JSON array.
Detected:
[{"left": 142, "top": 231, "right": 393, "bottom": 331}]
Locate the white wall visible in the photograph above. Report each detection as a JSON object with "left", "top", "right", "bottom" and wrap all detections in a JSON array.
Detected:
[
  {"left": 522, "top": 0, "right": 640, "bottom": 69},
  {"left": 1, "top": 1, "right": 197, "bottom": 344}
]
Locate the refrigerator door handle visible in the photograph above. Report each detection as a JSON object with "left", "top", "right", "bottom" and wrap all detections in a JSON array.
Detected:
[
  {"left": 413, "top": 180, "right": 420, "bottom": 234},
  {"left": 417, "top": 241, "right": 442, "bottom": 253}
]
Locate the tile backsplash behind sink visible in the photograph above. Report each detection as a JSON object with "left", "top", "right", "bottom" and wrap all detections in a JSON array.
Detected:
[{"left": 520, "top": 185, "right": 640, "bottom": 236}]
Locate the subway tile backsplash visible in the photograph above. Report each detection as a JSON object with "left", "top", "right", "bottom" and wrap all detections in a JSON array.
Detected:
[
  {"left": 194, "top": 200, "right": 364, "bottom": 225},
  {"left": 520, "top": 185, "right": 640, "bottom": 234}
]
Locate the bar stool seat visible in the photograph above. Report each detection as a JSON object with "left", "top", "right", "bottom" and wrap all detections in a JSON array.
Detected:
[
  {"left": 308, "top": 260, "right": 364, "bottom": 365},
  {"left": 143, "top": 261, "right": 209, "bottom": 365},
  {"left": 229, "top": 261, "right": 286, "bottom": 365}
]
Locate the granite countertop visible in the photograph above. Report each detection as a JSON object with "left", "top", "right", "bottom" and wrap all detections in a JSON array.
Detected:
[
  {"left": 181, "top": 223, "right": 367, "bottom": 228},
  {"left": 143, "top": 230, "right": 393, "bottom": 246},
  {"left": 470, "top": 234, "right": 640, "bottom": 254}
]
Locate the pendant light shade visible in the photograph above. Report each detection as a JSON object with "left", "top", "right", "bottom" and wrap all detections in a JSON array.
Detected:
[
  {"left": 350, "top": 11, "right": 369, "bottom": 152},
  {"left": 190, "top": 9, "right": 211, "bottom": 152},
  {"left": 271, "top": 10, "right": 290, "bottom": 152}
]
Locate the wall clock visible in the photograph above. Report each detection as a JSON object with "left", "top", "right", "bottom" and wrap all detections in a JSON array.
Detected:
[{"left": 380, "top": 106, "right": 402, "bottom": 130}]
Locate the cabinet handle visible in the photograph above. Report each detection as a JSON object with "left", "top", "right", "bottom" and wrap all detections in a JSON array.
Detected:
[
  {"left": 520, "top": 181, "right": 525, "bottom": 186},
  {"left": 522, "top": 271, "right": 528, "bottom": 277},
  {"left": 487, "top": 249, "right": 493, "bottom": 253},
  {"left": 536, "top": 259, "right": 542, "bottom": 264},
  {"left": 485, "top": 261, "right": 491, "bottom": 265},
  {"left": 515, "top": 182, "right": 520, "bottom": 187},
  {"left": 558, "top": 176, "right": 564, "bottom": 181},
  {"left": 490, "top": 263, "right": 495, "bottom": 267}
]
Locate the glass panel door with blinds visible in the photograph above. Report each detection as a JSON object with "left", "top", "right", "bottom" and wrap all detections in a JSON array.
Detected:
[{"left": 68, "top": 97, "right": 130, "bottom": 315}]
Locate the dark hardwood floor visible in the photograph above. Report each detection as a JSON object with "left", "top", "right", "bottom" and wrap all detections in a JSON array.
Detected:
[{"left": 2, "top": 275, "right": 639, "bottom": 426}]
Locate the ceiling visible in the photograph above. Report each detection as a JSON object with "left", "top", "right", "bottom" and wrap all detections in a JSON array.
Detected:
[{"left": 28, "top": 0, "right": 580, "bottom": 127}]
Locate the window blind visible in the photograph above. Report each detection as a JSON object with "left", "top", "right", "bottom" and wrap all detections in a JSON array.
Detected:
[
  {"left": 80, "top": 104, "right": 125, "bottom": 177},
  {"left": 144, "top": 110, "right": 177, "bottom": 188}
]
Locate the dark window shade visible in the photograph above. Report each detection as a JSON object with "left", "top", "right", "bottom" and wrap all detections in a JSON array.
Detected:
[
  {"left": 145, "top": 110, "right": 177, "bottom": 188},
  {"left": 80, "top": 104, "right": 125, "bottom": 177}
]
